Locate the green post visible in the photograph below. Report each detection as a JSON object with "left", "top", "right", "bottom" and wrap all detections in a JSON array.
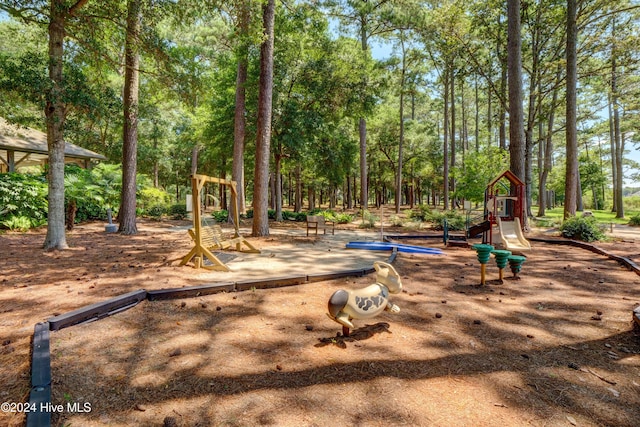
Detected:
[
  {"left": 492, "top": 249, "right": 512, "bottom": 282},
  {"left": 472, "top": 244, "right": 494, "bottom": 285},
  {"left": 507, "top": 255, "right": 526, "bottom": 279}
]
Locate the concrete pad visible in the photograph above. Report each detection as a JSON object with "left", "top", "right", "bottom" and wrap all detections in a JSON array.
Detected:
[{"left": 190, "top": 228, "right": 395, "bottom": 284}]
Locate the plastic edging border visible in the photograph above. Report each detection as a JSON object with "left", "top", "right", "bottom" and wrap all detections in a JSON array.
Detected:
[
  {"left": 26, "top": 322, "right": 51, "bottom": 427},
  {"left": 48, "top": 289, "right": 148, "bottom": 331}
]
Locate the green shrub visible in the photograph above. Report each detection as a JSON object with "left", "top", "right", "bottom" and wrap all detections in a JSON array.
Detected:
[
  {"left": 307, "top": 209, "right": 336, "bottom": 222},
  {"left": 334, "top": 213, "right": 354, "bottom": 224},
  {"left": 303, "top": 209, "right": 350, "bottom": 223},
  {"left": 146, "top": 205, "right": 165, "bottom": 219},
  {"left": 390, "top": 215, "right": 404, "bottom": 227},
  {"left": 282, "top": 211, "right": 307, "bottom": 221},
  {"left": 211, "top": 210, "right": 229, "bottom": 223},
  {"left": 358, "top": 209, "right": 378, "bottom": 228},
  {"left": 169, "top": 204, "right": 188, "bottom": 220},
  {"left": 443, "top": 212, "right": 466, "bottom": 231},
  {"left": 428, "top": 211, "right": 466, "bottom": 231},
  {"left": 560, "top": 216, "right": 605, "bottom": 242},
  {"left": 64, "top": 166, "right": 108, "bottom": 222},
  {"left": 0, "top": 173, "right": 48, "bottom": 230},
  {"left": 409, "top": 204, "right": 431, "bottom": 222},
  {"left": 138, "top": 187, "right": 170, "bottom": 213},
  {"left": 244, "top": 209, "right": 276, "bottom": 220},
  {"left": 89, "top": 163, "right": 121, "bottom": 210},
  {"left": 319, "top": 210, "right": 335, "bottom": 221},
  {"left": 1, "top": 215, "right": 38, "bottom": 231},
  {"left": 0, "top": 165, "right": 171, "bottom": 230},
  {"left": 628, "top": 214, "right": 640, "bottom": 227}
]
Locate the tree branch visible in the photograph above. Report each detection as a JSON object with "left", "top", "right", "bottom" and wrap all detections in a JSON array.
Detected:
[{"left": 69, "top": 0, "right": 90, "bottom": 17}]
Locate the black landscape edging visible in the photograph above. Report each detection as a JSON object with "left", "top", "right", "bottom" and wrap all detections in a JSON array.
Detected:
[
  {"left": 147, "top": 283, "right": 235, "bottom": 300},
  {"left": 30, "top": 322, "right": 51, "bottom": 388},
  {"left": 235, "top": 275, "right": 307, "bottom": 291},
  {"left": 384, "top": 233, "right": 443, "bottom": 240},
  {"left": 26, "top": 322, "right": 51, "bottom": 427},
  {"left": 48, "top": 289, "right": 148, "bottom": 331},
  {"left": 306, "top": 269, "right": 367, "bottom": 283},
  {"left": 26, "top": 384, "right": 51, "bottom": 427}
]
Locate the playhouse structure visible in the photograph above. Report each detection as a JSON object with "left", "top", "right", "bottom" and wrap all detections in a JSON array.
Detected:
[{"left": 483, "top": 170, "right": 530, "bottom": 251}]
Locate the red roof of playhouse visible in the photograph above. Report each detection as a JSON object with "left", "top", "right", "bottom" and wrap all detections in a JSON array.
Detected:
[{"left": 487, "top": 169, "right": 525, "bottom": 190}]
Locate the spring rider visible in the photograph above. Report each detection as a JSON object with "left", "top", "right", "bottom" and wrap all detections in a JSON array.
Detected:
[{"left": 327, "top": 261, "right": 402, "bottom": 337}]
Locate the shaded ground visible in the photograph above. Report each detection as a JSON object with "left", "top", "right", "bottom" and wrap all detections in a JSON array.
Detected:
[{"left": 1, "top": 217, "right": 640, "bottom": 426}]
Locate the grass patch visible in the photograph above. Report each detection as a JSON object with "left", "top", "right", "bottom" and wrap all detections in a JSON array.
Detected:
[{"left": 535, "top": 207, "right": 640, "bottom": 225}]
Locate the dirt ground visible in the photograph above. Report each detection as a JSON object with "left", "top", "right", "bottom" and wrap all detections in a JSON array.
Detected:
[{"left": 1, "top": 216, "right": 640, "bottom": 427}]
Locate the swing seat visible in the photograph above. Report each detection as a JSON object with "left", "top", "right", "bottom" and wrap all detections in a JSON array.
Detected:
[
  {"left": 180, "top": 224, "right": 259, "bottom": 272},
  {"left": 188, "top": 224, "right": 258, "bottom": 252}
]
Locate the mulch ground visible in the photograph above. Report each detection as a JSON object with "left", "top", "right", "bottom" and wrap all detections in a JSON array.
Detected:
[{"left": 1, "top": 219, "right": 640, "bottom": 426}]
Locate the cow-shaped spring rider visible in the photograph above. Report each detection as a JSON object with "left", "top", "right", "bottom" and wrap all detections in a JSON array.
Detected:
[{"left": 327, "top": 261, "right": 402, "bottom": 336}]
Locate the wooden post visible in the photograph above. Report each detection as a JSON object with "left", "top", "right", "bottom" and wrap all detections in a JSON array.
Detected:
[{"left": 7, "top": 150, "right": 15, "bottom": 172}]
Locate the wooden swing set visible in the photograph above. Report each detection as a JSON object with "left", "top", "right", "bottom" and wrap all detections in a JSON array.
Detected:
[{"left": 179, "top": 174, "right": 259, "bottom": 271}]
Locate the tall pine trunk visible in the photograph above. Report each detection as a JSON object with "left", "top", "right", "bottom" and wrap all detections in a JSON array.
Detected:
[
  {"left": 475, "top": 76, "right": 480, "bottom": 151},
  {"left": 395, "top": 34, "right": 406, "bottom": 214},
  {"left": 537, "top": 67, "right": 561, "bottom": 217},
  {"left": 43, "top": 1, "right": 69, "bottom": 250},
  {"left": 275, "top": 151, "right": 283, "bottom": 221},
  {"left": 443, "top": 64, "right": 450, "bottom": 210},
  {"left": 359, "top": 16, "right": 369, "bottom": 211},
  {"left": 450, "top": 67, "right": 456, "bottom": 208},
  {"left": 232, "top": 2, "right": 249, "bottom": 219},
  {"left": 611, "top": 19, "right": 624, "bottom": 219},
  {"left": 564, "top": 0, "right": 578, "bottom": 219},
  {"left": 608, "top": 95, "right": 617, "bottom": 213},
  {"left": 508, "top": 0, "right": 526, "bottom": 182},
  {"left": 119, "top": 0, "right": 141, "bottom": 235},
  {"left": 499, "top": 38, "right": 508, "bottom": 151},
  {"left": 44, "top": 0, "right": 88, "bottom": 249},
  {"left": 295, "top": 163, "right": 302, "bottom": 213},
  {"left": 252, "top": 0, "right": 275, "bottom": 237}
]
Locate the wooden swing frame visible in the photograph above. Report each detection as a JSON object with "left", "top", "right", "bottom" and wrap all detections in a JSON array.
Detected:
[{"left": 180, "top": 174, "right": 259, "bottom": 271}]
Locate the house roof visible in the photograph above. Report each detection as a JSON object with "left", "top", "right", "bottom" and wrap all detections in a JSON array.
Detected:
[
  {"left": 0, "top": 117, "right": 107, "bottom": 168},
  {"left": 487, "top": 169, "right": 525, "bottom": 189}
]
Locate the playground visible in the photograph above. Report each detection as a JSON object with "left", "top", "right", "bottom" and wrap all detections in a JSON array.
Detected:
[{"left": 1, "top": 216, "right": 640, "bottom": 426}]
